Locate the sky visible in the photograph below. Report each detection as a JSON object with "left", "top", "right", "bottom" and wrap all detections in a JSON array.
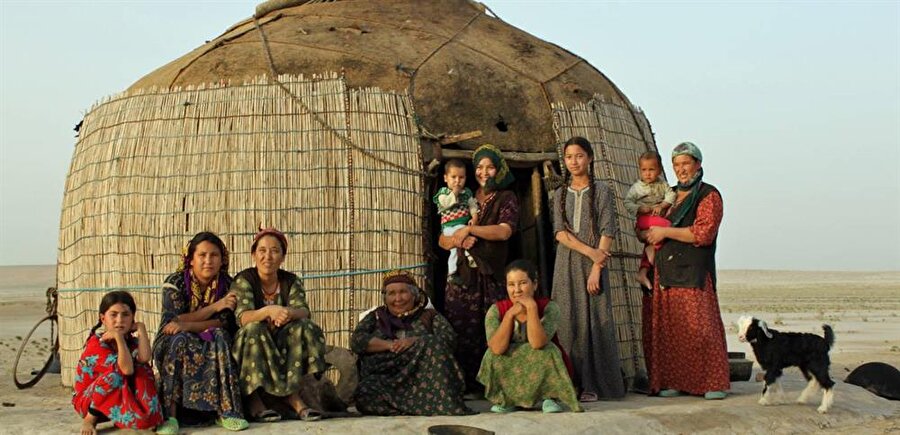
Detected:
[{"left": 1, "top": 0, "right": 898, "bottom": 271}]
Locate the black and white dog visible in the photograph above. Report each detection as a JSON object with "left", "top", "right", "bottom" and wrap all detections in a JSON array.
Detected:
[{"left": 737, "top": 316, "right": 835, "bottom": 413}]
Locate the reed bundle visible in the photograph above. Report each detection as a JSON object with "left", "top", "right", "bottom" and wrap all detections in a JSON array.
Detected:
[
  {"left": 551, "top": 95, "right": 658, "bottom": 388},
  {"left": 57, "top": 74, "right": 424, "bottom": 386}
]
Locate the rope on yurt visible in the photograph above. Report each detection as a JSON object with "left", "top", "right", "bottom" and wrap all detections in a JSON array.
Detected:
[
  {"left": 251, "top": 16, "right": 426, "bottom": 177},
  {"left": 57, "top": 262, "right": 428, "bottom": 294},
  {"left": 56, "top": 262, "right": 428, "bottom": 370}
]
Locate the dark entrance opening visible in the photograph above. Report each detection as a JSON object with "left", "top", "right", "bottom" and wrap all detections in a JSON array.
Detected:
[{"left": 426, "top": 159, "right": 557, "bottom": 312}]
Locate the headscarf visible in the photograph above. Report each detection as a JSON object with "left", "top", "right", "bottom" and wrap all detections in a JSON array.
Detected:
[
  {"left": 671, "top": 141, "right": 702, "bottom": 163},
  {"left": 374, "top": 269, "right": 428, "bottom": 339},
  {"left": 669, "top": 142, "right": 705, "bottom": 226},
  {"left": 253, "top": 226, "right": 288, "bottom": 253},
  {"left": 473, "top": 144, "right": 515, "bottom": 191},
  {"left": 176, "top": 234, "right": 231, "bottom": 312}
]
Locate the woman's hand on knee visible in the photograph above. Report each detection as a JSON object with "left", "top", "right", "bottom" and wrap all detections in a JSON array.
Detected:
[{"left": 162, "top": 320, "right": 183, "bottom": 335}]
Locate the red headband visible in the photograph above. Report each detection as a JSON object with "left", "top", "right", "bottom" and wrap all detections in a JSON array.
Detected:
[{"left": 253, "top": 227, "right": 287, "bottom": 252}]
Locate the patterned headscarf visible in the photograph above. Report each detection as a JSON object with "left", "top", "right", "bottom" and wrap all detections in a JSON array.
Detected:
[
  {"left": 672, "top": 141, "right": 703, "bottom": 163},
  {"left": 253, "top": 226, "right": 288, "bottom": 254},
  {"left": 177, "top": 232, "right": 231, "bottom": 312},
  {"left": 669, "top": 142, "right": 706, "bottom": 226},
  {"left": 382, "top": 269, "right": 417, "bottom": 289},
  {"left": 376, "top": 269, "right": 428, "bottom": 339},
  {"left": 473, "top": 144, "right": 515, "bottom": 191}
]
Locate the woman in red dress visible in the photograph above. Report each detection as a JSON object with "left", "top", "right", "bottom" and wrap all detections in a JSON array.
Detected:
[
  {"left": 73, "top": 291, "right": 163, "bottom": 435},
  {"left": 644, "top": 142, "right": 730, "bottom": 399}
]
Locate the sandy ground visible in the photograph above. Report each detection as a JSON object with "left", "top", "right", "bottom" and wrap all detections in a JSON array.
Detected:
[{"left": 0, "top": 266, "right": 898, "bottom": 434}]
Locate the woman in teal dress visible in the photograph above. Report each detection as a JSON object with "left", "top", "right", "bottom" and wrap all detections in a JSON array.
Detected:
[
  {"left": 230, "top": 227, "right": 327, "bottom": 422},
  {"left": 350, "top": 269, "right": 473, "bottom": 416},
  {"left": 477, "top": 260, "right": 581, "bottom": 413}
]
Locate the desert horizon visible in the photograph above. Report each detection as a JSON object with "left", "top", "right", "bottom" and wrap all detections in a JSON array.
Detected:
[{"left": 0, "top": 265, "right": 897, "bottom": 433}]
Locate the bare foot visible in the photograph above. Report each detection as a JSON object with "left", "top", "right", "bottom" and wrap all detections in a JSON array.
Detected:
[
  {"left": 286, "top": 391, "right": 307, "bottom": 415},
  {"left": 645, "top": 244, "right": 656, "bottom": 265},
  {"left": 80, "top": 415, "right": 98, "bottom": 435},
  {"left": 246, "top": 391, "right": 267, "bottom": 417}
]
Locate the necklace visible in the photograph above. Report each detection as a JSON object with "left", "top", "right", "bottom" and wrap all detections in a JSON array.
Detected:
[{"left": 261, "top": 281, "right": 279, "bottom": 297}]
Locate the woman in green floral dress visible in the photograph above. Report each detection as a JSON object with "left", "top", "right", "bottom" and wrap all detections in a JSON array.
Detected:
[
  {"left": 350, "top": 270, "right": 473, "bottom": 416},
  {"left": 231, "top": 228, "right": 327, "bottom": 423},
  {"left": 477, "top": 260, "right": 582, "bottom": 413}
]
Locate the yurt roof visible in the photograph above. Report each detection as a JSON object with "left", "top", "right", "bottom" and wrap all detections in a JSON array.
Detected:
[{"left": 128, "top": 0, "right": 635, "bottom": 153}]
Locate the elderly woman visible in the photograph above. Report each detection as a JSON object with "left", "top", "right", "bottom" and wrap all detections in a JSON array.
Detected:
[
  {"left": 439, "top": 144, "right": 520, "bottom": 396},
  {"left": 644, "top": 142, "right": 730, "bottom": 399},
  {"left": 552, "top": 136, "right": 625, "bottom": 402},
  {"left": 153, "top": 232, "right": 248, "bottom": 434},
  {"left": 478, "top": 260, "right": 581, "bottom": 414},
  {"left": 350, "top": 270, "right": 473, "bottom": 416},
  {"left": 231, "top": 228, "right": 327, "bottom": 422}
]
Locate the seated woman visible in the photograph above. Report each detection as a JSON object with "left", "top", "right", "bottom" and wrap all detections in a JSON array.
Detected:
[
  {"left": 230, "top": 227, "right": 327, "bottom": 422},
  {"left": 350, "top": 269, "right": 473, "bottom": 416},
  {"left": 152, "top": 232, "right": 248, "bottom": 434},
  {"left": 477, "top": 260, "right": 581, "bottom": 413}
]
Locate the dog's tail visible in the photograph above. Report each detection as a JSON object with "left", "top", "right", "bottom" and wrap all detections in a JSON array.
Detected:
[{"left": 822, "top": 324, "right": 835, "bottom": 350}]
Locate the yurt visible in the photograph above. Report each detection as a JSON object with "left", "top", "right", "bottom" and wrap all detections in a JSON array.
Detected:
[{"left": 57, "top": 0, "right": 660, "bottom": 388}]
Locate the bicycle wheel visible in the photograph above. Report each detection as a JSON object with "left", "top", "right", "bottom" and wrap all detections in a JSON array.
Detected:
[{"left": 13, "top": 315, "right": 58, "bottom": 389}]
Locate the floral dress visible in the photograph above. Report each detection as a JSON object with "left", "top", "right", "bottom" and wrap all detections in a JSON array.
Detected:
[
  {"left": 444, "top": 189, "right": 519, "bottom": 391},
  {"left": 350, "top": 310, "right": 474, "bottom": 416},
  {"left": 73, "top": 334, "right": 164, "bottom": 429},
  {"left": 152, "top": 272, "right": 243, "bottom": 419},
  {"left": 477, "top": 302, "right": 581, "bottom": 411},
  {"left": 231, "top": 269, "right": 327, "bottom": 397},
  {"left": 648, "top": 188, "right": 730, "bottom": 395}
]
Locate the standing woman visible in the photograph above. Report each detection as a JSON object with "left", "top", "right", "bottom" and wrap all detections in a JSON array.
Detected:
[
  {"left": 231, "top": 228, "right": 328, "bottom": 422},
  {"left": 153, "top": 232, "right": 248, "bottom": 434},
  {"left": 644, "top": 142, "right": 729, "bottom": 399},
  {"left": 439, "top": 144, "right": 519, "bottom": 395},
  {"left": 552, "top": 136, "right": 626, "bottom": 402}
]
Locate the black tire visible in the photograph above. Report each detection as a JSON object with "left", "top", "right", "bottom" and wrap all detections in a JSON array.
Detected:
[{"left": 13, "top": 315, "right": 58, "bottom": 389}]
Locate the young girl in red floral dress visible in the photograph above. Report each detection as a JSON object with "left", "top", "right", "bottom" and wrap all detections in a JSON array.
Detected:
[{"left": 73, "top": 291, "right": 163, "bottom": 435}]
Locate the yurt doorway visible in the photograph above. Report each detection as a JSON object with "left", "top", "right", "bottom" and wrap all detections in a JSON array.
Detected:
[{"left": 427, "top": 155, "right": 558, "bottom": 311}]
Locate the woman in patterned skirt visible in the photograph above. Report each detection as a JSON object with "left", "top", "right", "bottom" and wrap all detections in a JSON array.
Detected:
[
  {"left": 439, "top": 144, "right": 519, "bottom": 396},
  {"left": 644, "top": 142, "right": 730, "bottom": 399},
  {"left": 351, "top": 269, "right": 473, "bottom": 416},
  {"left": 478, "top": 260, "right": 580, "bottom": 413},
  {"left": 153, "top": 232, "right": 247, "bottom": 434},
  {"left": 231, "top": 227, "right": 327, "bottom": 422}
]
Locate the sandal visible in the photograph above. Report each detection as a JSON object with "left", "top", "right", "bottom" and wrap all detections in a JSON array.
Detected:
[
  {"left": 155, "top": 417, "right": 179, "bottom": 435},
  {"left": 541, "top": 399, "right": 563, "bottom": 413},
  {"left": 298, "top": 408, "right": 322, "bottom": 422},
  {"left": 578, "top": 391, "right": 599, "bottom": 402},
  {"left": 489, "top": 404, "right": 516, "bottom": 413},
  {"left": 658, "top": 389, "right": 685, "bottom": 398},
  {"left": 704, "top": 391, "right": 727, "bottom": 400},
  {"left": 215, "top": 416, "right": 250, "bottom": 431},
  {"left": 252, "top": 409, "right": 281, "bottom": 423}
]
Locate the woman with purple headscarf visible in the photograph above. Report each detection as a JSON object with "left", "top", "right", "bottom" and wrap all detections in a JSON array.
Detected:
[
  {"left": 350, "top": 270, "right": 473, "bottom": 416},
  {"left": 153, "top": 231, "right": 248, "bottom": 433}
]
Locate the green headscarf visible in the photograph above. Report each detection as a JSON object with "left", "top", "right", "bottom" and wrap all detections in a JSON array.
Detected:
[
  {"left": 472, "top": 144, "right": 515, "bottom": 191},
  {"left": 669, "top": 142, "right": 704, "bottom": 226},
  {"left": 671, "top": 141, "right": 702, "bottom": 163}
]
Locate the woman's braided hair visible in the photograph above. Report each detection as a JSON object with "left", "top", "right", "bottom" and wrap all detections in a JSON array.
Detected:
[{"left": 559, "top": 136, "right": 599, "bottom": 244}]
